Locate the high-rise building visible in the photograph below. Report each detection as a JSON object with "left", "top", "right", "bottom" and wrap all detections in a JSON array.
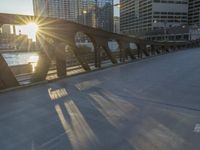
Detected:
[
  {"left": 96, "top": 0, "right": 113, "bottom": 32},
  {"left": 1, "top": 25, "right": 11, "bottom": 34},
  {"left": 33, "top": 0, "right": 79, "bottom": 21},
  {"left": 188, "top": 0, "right": 200, "bottom": 26},
  {"left": 114, "top": 16, "right": 120, "bottom": 33},
  {"left": 33, "top": 0, "right": 113, "bottom": 31},
  {"left": 120, "top": 0, "right": 188, "bottom": 36}
]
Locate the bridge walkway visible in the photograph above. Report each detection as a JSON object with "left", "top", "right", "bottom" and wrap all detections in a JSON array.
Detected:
[{"left": 0, "top": 48, "right": 200, "bottom": 150}]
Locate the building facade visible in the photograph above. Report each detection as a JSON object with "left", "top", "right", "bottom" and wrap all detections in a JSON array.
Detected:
[
  {"left": 120, "top": 0, "right": 188, "bottom": 36},
  {"left": 189, "top": 0, "right": 200, "bottom": 26},
  {"left": 96, "top": 0, "right": 113, "bottom": 31},
  {"left": 33, "top": 0, "right": 113, "bottom": 31},
  {"left": 114, "top": 16, "right": 120, "bottom": 33}
]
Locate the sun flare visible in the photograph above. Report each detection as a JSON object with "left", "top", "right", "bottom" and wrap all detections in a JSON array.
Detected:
[
  {"left": 27, "top": 22, "right": 39, "bottom": 32},
  {"left": 26, "top": 22, "right": 39, "bottom": 41}
]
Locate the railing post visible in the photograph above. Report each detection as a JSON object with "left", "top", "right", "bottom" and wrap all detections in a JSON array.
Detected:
[
  {"left": 102, "top": 45, "right": 118, "bottom": 64},
  {"left": 118, "top": 41, "right": 126, "bottom": 63},
  {"left": 32, "top": 51, "right": 51, "bottom": 82},
  {"left": 142, "top": 45, "right": 150, "bottom": 57},
  {"left": 137, "top": 44, "right": 142, "bottom": 58},
  {"left": 94, "top": 44, "right": 101, "bottom": 68},
  {"left": 32, "top": 38, "right": 53, "bottom": 82},
  {"left": 155, "top": 46, "right": 161, "bottom": 54},
  {"left": 151, "top": 45, "right": 156, "bottom": 55},
  {"left": 55, "top": 43, "right": 67, "bottom": 78}
]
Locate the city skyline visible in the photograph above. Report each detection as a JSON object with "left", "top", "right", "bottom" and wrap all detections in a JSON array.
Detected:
[
  {"left": 0, "top": 0, "right": 119, "bottom": 16},
  {"left": 33, "top": 0, "right": 114, "bottom": 31}
]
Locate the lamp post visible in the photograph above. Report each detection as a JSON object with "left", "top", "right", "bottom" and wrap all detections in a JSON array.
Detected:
[{"left": 83, "top": 10, "right": 87, "bottom": 25}]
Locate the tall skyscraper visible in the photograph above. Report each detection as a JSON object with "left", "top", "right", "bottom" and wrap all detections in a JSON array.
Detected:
[
  {"left": 114, "top": 16, "right": 120, "bottom": 33},
  {"left": 33, "top": 0, "right": 79, "bottom": 21},
  {"left": 189, "top": 0, "right": 200, "bottom": 26},
  {"left": 120, "top": 0, "right": 188, "bottom": 36},
  {"left": 33, "top": 0, "right": 113, "bottom": 31},
  {"left": 96, "top": 0, "right": 113, "bottom": 32}
]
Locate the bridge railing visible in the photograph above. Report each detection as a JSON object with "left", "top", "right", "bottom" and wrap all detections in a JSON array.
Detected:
[{"left": 0, "top": 13, "right": 200, "bottom": 91}]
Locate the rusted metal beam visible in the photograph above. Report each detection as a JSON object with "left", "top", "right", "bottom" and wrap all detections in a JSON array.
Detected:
[
  {"left": 94, "top": 45, "right": 101, "bottom": 68},
  {"left": 102, "top": 45, "right": 118, "bottom": 64},
  {"left": 126, "top": 48, "right": 136, "bottom": 59},
  {"left": 55, "top": 43, "right": 67, "bottom": 78},
  {"left": 32, "top": 52, "right": 51, "bottom": 82},
  {"left": 0, "top": 54, "right": 19, "bottom": 90},
  {"left": 142, "top": 48, "right": 150, "bottom": 56},
  {"left": 70, "top": 46, "right": 91, "bottom": 71}
]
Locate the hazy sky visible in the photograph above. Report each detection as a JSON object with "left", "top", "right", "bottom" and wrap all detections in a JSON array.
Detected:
[{"left": 0, "top": 0, "right": 120, "bottom": 16}]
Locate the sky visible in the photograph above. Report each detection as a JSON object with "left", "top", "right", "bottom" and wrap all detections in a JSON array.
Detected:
[{"left": 0, "top": 0, "right": 120, "bottom": 16}]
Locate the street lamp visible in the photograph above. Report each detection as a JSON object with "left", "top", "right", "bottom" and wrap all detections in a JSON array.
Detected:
[{"left": 83, "top": 10, "right": 87, "bottom": 25}]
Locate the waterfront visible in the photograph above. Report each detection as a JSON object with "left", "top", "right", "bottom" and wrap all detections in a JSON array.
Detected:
[
  {"left": 1, "top": 41, "right": 122, "bottom": 67},
  {"left": 2, "top": 52, "right": 39, "bottom": 66}
]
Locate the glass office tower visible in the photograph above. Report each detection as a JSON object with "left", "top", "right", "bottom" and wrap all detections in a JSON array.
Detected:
[
  {"left": 96, "top": 0, "right": 114, "bottom": 32},
  {"left": 33, "top": 0, "right": 113, "bottom": 31}
]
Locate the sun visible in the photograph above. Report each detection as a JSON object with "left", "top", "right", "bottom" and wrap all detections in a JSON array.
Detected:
[
  {"left": 27, "top": 22, "right": 38, "bottom": 32},
  {"left": 25, "top": 22, "right": 39, "bottom": 41}
]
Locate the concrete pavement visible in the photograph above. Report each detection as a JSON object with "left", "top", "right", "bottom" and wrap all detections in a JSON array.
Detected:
[{"left": 0, "top": 48, "right": 200, "bottom": 150}]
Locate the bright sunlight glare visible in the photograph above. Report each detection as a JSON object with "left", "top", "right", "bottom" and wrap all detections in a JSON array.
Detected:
[
  {"left": 26, "top": 22, "right": 38, "bottom": 41},
  {"left": 16, "top": 22, "right": 39, "bottom": 41},
  {"left": 28, "top": 55, "right": 39, "bottom": 72}
]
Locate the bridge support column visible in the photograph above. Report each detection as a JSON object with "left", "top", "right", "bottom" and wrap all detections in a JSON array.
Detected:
[
  {"left": 0, "top": 54, "right": 19, "bottom": 90},
  {"left": 118, "top": 41, "right": 136, "bottom": 62},
  {"left": 70, "top": 45, "right": 91, "bottom": 71},
  {"left": 102, "top": 45, "right": 118, "bottom": 64},
  {"left": 32, "top": 38, "right": 54, "bottom": 82},
  {"left": 137, "top": 44, "right": 143, "bottom": 58},
  {"left": 142, "top": 47, "right": 150, "bottom": 57},
  {"left": 126, "top": 48, "right": 136, "bottom": 60},
  {"left": 161, "top": 46, "right": 165, "bottom": 54},
  {"left": 119, "top": 49, "right": 124, "bottom": 62},
  {"left": 165, "top": 46, "right": 170, "bottom": 52},
  {"left": 151, "top": 45, "right": 156, "bottom": 55},
  {"left": 55, "top": 43, "right": 67, "bottom": 78},
  {"left": 32, "top": 52, "right": 51, "bottom": 82},
  {"left": 94, "top": 44, "right": 101, "bottom": 68},
  {"left": 155, "top": 46, "right": 161, "bottom": 54},
  {"left": 119, "top": 47, "right": 126, "bottom": 63}
]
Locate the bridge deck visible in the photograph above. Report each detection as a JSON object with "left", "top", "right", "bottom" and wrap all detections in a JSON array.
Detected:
[{"left": 0, "top": 48, "right": 200, "bottom": 150}]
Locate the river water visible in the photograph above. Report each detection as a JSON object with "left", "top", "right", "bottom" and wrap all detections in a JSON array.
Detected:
[
  {"left": 2, "top": 52, "right": 39, "bottom": 66},
  {"left": 1, "top": 42, "right": 131, "bottom": 66}
]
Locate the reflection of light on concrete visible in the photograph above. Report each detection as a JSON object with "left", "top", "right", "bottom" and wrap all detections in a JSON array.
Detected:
[
  {"left": 64, "top": 100, "right": 98, "bottom": 149},
  {"left": 75, "top": 79, "right": 101, "bottom": 91},
  {"left": 127, "top": 118, "right": 184, "bottom": 150},
  {"left": 90, "top": 91, "right": 136, "bottom": 128},
  {"left": 28, "top": 55, "right": 39, "bottom": 72},
  {"left": 48, "top": 88, "right": 68, "bottom": 100},
  {"left": 31, "top": 141, "right": 36, "bottom": 150},
  {"left": 55, "top": 101, "right": 98, "bottom": 150},
  {"left": 55, "top": 104, "right": 69, "bottom": 130},
  {"left": 194, "top": 124, "right": 200, "bottom": 133}
]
